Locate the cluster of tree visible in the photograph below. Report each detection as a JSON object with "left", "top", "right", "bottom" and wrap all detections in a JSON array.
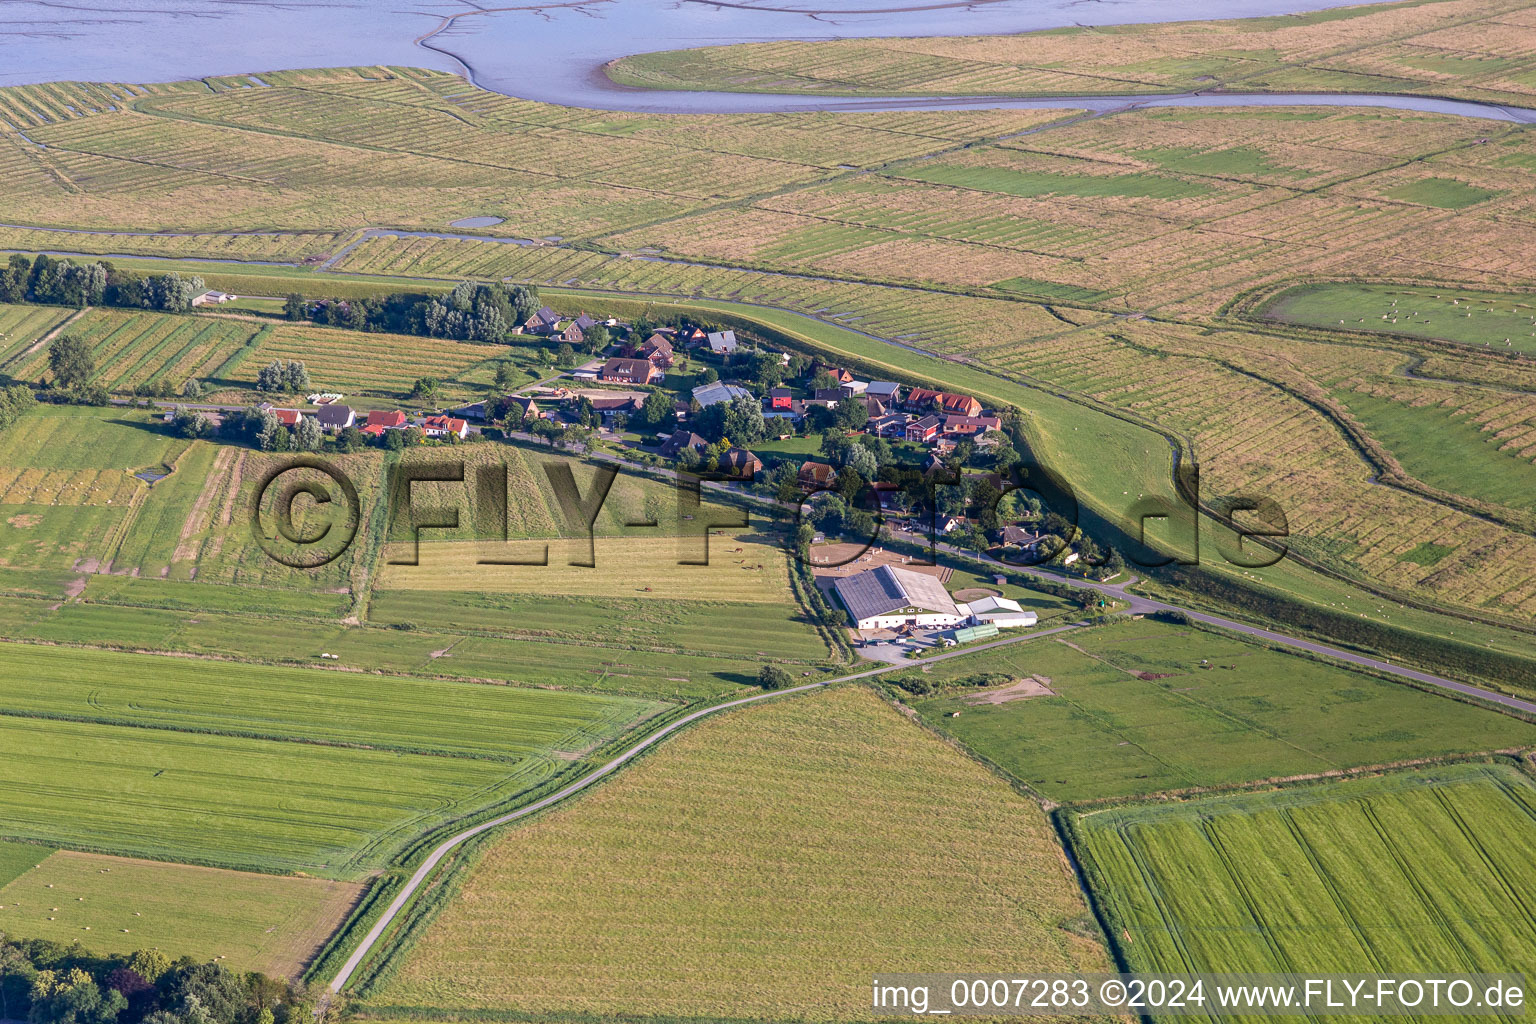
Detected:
[
  {"left": 41, "top": 335, "right": 109, "bottom": 406},
  {"left": 285, "top": 281, "right": 538, "bottom": 343},
  {"left": 2, "top": 256, "right": 203, "bottom": 312},
  {"left": 757, "top": 665, "right": 794, "bottom": 690},
  {"left": 889, "top": 671, "right": 1014, "bottom": 697},
  {"left": 0, "top": 384, "right": 37, "bottom": 435},
  {"left": 693, "top": 395, "right": 765, "bottom": 445},
  {"left": 218, "top": 406, "right": 322, "bottom": 452},
  {"left": 254, "top": 361, "right": 310, "bottom": 394},
  {"left": 0, "top": 937, "right": 311, "bottom": 1024}
]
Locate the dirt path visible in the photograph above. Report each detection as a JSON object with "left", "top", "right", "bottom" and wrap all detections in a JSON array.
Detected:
[{"left": 9, "top": 305, "right": 89, "bottom": 372}]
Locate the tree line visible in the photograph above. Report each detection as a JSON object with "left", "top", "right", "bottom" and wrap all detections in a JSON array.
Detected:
[
  {"left": 2, "top": 255, "right": 204, "bottom": 313},
  {"left": 283, "top": 281, "right": 539, "bottom": 343},
  {"left": 0, "top": 936, "right": 319, "bottom": 1024}
]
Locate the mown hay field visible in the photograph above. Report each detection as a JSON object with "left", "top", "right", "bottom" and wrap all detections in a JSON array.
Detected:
[
  {"left": 375, "top": 686, "right": 1108, "bottom": 1022},
  {"left": 0, "top": 593, "right": 762, "bottom": 699},
  {"left": 377, "top": 532, "right": 799, "bottom": 604},
  {"left": 912, "top": 620, "right": 1536, "bottom": 803},
  {"left": 1071, "top": 762, "right": 1536, "bottom": 980},
  {"left": 0, "top": 850, "right": 361, "bottom": 978}
]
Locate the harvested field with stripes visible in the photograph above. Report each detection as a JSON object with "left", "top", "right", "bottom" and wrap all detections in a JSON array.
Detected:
[
  {"left": 11, "top": 307, "right": 260, "bottom": 391},
  {"left": 608, "top": 0, "right": 1536, "bottom": 107},
  {"left": 230, "top": 322, "right": 496, "bottom": 397}
]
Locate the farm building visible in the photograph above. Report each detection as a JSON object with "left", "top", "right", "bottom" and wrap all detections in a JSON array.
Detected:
[
  {"left": 312, "top": 404, "right": 355, "bottom": 432},
  {"left": 692, "top": 381, "right": 752, "bottom": 408},
  {"left": 904, "top": 415, "right": 942, "bottom": 443},
  {"left": 524, "top": 306, "right": 561, "bottom": 335},
  {"left": 943, "top": 415, "right": 1001, "bottom": 437},
  {"left": 659, "top": 430, "right": 708, "bottom": 458},
  {"left": 832, "top": 565, "right": 965, "bottom": 631},
  {"left": 600, "top": 358, "right": 658, "bottom": 385},
  {"left": 952, "top": 623, "right": 1000, "bottom": 643},
  {"left": 271, "top": 408, "right": 303, "bottom": 427},
  {"left": 866, "top": 381, "right": 902, "bottom": 403},
  {"left": 191, "top": 291, "right": 236, "bottom": 306},
  {"left": 421, "top": 415, "right": 468, "bottom": 439},
  {"left": 366, "top": 409, "right": 408, "bottom": 430},
  {"left": 799, "top": 461, "right": 836, "bottom": 489},
  {"left": 717, "top": 447, "right": 763, "bottom": 480},
  {"left": 958, "top": 596, "right": 1037, "bottom": 628}
]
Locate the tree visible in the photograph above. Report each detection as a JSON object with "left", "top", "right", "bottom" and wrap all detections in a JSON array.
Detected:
[
  {"left": 0, "top": 255, "right": 30, "bottom": 304},
  {"left": 337, "top": 425, "right": 367, "bottom": 452},
  {"left": 47, "top": 335, "right": 94, "bottom": 391},
  {"left": 283, "top": 360, "right": 310, "bottom": 393},
  {"left": 695, "top": 395, "right": 764, "bottom": 445},
  {"left": 254, "top": 411, "right": 283, "bottom": 452},
  {"left": 634, "top": 390, "right": 673, "bottom": 431},
  {"left": 170, "top": 408, "right": 213, "bottom": 439},
  {"left": 757, "top": 664, "right": 794, "bottom": 690},
  {"left": 28, "top": 968, "right": 126, "bottom": 1024},
  {"left": 127, "top": 949, "right": 170, "bottom": 985},
  {"left": 841, "top": 442, "right": 878, "bottom": 480},
  {"left": 554, "top": 344, "right": 576, "bottom": 369},
  {"left": 493, "top": 362, "right": 518, "bottom": 391},
  {"left": 584, "top": 323, "right": 609, "bottom": 354},
  {"left": 283, "top": 293, "right": 307, "bottom": 321},
  {"left": 295, "top": 415, "right": 323, "bottom": 451},
  {"left": 181, "top": 378, "right": 204, "bottom": 399},
  {"left": 382, "top": 427, "right": 408, "bottom": 451},
  {"left": 409, "top": 377, "right": 439, "bottom": 403},
  {"left": 834, "top": 397, "right": 867, "bottom": 431},
  {"left": 255, "top": 361, "right": 285, "bottom": 392}
]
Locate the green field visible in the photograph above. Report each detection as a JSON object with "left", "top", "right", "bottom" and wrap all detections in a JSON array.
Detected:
[
  {"left": 0, "top": 838, "right": 53, "bottom": 887},
  {"left": 1072, "top": 763, "right": 1536, "bottom": 983},
  {"left": 911, "top": 620, "right": 1536, "bottom": 802},
  {"left": 0, "top": 640, "right": 668, "bottom": 875},
  {"left": 1340, "top": 389, "right": 1536, "bottom": 514},
  {"left": 0, "top": 640, "right": 663, "bottom": 759},
  {"left": 1264, "top": 283, "right": 1536, "bottom": 356},
  {"left": 0, "top": 850, "right": 360, "bottom": 977},
  {"left": 1384, "top": 177, "right": 1501, "bottom": 210},
  {"left": 376, "top": 686, "right": 1108, "bottom": 1021}
]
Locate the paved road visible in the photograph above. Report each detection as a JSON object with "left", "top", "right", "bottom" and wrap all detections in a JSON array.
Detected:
[
  {"left": 325, "top": 619, "right": 1081, "bottom": 992},
  {"left": 939, "top": 543, "right": 1536, "bottom": 716}
]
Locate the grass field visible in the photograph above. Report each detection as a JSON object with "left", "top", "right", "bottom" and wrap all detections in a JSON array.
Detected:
[
  {"left": 375, "top": 686, "right": 1108, "bottom": 1021},
  {"left": 0, "top": 839, "right": 52, "bottom": 887},
  {"left": 1339, "top": 388, "right": 1536, "bottom": 514},
  {"left": 910, "top": 620, "right": 1536, "bottom": 802},
  {"left": 0, "top": 638, "right": 668, "bottom": 875},
  {"left": 1264, "top": 282, "right": 1536, "bottom": 355},
  {"left": 1071, "top": 762, "right": 1536, "bottom": 983},
  {"left": 0, "top": 850, "right": 361, "bottom": 978}
]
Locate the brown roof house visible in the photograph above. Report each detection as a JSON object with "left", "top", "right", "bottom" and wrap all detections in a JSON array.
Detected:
[
  {"left": 799, "top": 461, "right": 837, "bottom": 490},
  {"left": 599, "top": 357, "right": 658, "bottom": 385}
]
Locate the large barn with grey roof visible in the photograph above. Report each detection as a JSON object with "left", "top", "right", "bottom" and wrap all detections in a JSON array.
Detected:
[{"left": 831, "top": 565, "right": 964, "bottom": 631}]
